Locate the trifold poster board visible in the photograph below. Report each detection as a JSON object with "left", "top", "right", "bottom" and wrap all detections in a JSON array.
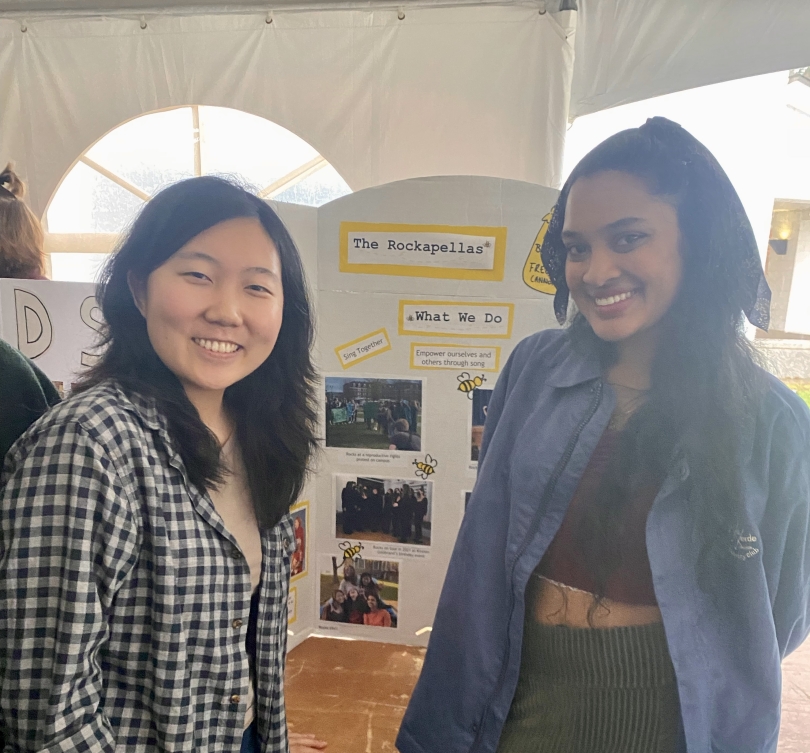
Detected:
[{"left": 0, "top": 176, "right": 559, "bottom": 652}]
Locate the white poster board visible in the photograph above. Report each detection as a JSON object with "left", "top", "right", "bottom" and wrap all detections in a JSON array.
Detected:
[{"left": 313, "top": 176, "right": 559, "bottom": 646}]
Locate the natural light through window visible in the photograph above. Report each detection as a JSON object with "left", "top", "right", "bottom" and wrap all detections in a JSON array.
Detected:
[{"left": 46, "top": 106, "right": 351, "bottom": 282}]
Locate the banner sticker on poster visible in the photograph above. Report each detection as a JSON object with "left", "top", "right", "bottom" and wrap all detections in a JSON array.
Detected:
[
  {"left": 522, "top": 212, "right": 556, "bottom": 295},
  {"left": 339, "top": 222, "right": 507, "bottom": 280},
  {"left": 335, "top": 328, "right": 392, "bottom": 368},
  {"left": 398, "top": 300, "right": 513, "bottom": 338},
  {"left": 410, "top": 344, "right": 500, "bottom": 372}
]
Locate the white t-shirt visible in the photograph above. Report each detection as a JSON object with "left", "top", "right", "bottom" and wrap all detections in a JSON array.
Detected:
[{"left": 208, "top": 436, "right": 262, "bottom": 729}]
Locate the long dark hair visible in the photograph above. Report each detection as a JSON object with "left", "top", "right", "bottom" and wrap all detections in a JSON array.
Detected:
[
  {"left": 540, "top": 117, "right": 769, "bottom": 597},
  {"left": 76, "top": 176, "right": 318, "bottom": 528}
]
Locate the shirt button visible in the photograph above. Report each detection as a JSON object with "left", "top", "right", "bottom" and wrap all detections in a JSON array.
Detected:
[
  {"left": 232, "top": 618, "right": 244, "bottom": 629},
  {"left": 230, "top": 548, "right": 241, "bottom": 559},
  {"left": 283, "top": 537, "right": 290, "bottom": 548},
  {"left": 231, "top": 694, "right": 241, "bottom": 704}
]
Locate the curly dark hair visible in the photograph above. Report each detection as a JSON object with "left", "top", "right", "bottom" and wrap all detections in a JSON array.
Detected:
[
  {"left": 76, "top": 176, "right": 318, "bottom": 528},
  {"left": 540, "top": 117, "right": 770, "bottom": 599}
]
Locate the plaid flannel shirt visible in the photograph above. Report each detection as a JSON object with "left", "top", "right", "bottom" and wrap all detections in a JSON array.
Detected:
[{"left": 0, "top": 381, "right": 295, "bottom": 752}]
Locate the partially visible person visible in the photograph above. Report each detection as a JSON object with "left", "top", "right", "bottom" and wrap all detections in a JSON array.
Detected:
[
  {"left": 338, "top": 563, "right": 358, "bottom": 595},
  {"left": 0, "top": 340, "right": 59, "bottom": 460},
  {"left": 413, "top": 488, "right": 428, "bottom": 544},
  {"left": 0, "top": 164, "right": 47, "bottom": 280},
  {"left": 369, "top": 486, "right": 382, "bottom": 531},
  {"left": 363, "top": 594, "right": 392, "bottom": 628},
  {"left": 381, "top": 488, "right": 394, "bottom": 534},
  {"left": 345, "top": 586, "right": 369, "bottom": 624},
  {"left": 396, "top": 483, "right": 415, "bottom": 543},
  {"left": 359, "top": 571, "right": 380, "bottom": 600},
  {"left": 388, "top": 418, "right": 421, "bottom": 451},
  {"left": 320, "top": 590, "right": 348, "bottom": 622},
  {"left": 341, "top": 481, "right": 356, "bottom": 534}
]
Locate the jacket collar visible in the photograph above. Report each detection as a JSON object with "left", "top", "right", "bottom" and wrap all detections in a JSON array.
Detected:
[{"left": 546, "top": 332, "right": 603, "bottom": 388}]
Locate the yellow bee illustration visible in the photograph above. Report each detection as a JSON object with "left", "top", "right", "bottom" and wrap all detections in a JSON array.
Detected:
[
  {"left": 338, "top": 541, "right": 363, "bottom": 561},
  {"left": 413, "top": 454, "right": 438, "bottom": 479},
  {"left": 457, "top": 372, "right": 486, "bottom": 398}
]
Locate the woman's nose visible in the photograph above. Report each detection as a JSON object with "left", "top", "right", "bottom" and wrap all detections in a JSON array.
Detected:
[{"left": 581, "top": 245, "right": 621, "bottom": 289}]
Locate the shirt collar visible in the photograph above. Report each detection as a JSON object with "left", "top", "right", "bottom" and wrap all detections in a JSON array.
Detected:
[{"left": 545, "top": 332, "right": 603, "bottom": 388}]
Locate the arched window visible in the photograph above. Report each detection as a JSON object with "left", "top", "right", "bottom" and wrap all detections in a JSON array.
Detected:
[{"left": 45, "top": 106, "right": 351, "bottom": 281}]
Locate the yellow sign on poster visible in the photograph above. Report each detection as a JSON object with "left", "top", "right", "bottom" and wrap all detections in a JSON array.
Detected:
[
  {"left": 340, "top": 221, "right": 507, "bottom": 280},
  {"left": 522, "top": 211, "right": 556, "bottom": 295},
  {"left": 334, "top": 328, "right": 392, "bottom": 368}
]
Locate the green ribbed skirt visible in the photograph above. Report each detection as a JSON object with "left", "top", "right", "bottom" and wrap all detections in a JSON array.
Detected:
[{"left": 496, "top": 621, "right": 681, "bottom": 753}]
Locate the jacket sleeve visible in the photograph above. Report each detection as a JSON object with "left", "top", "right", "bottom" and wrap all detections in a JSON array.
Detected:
[
  {"left": 767, "top": 399, "right": 810, "bottom": 658},
  {"left": 0, "top": 420, "right": 140, "bottom": 752}
]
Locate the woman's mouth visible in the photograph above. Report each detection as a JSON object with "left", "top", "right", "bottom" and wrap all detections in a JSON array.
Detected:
[
  {"left": 594, "top": 290, "right": 636, "bottom": 307},
  {"left": 192, "top": 338, "right": 242, "bottom": 354}
]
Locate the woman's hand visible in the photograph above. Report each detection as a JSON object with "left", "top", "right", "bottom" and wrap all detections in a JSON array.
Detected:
[{"left": 289, "top": 731, "right": 328, "bottom": 752}]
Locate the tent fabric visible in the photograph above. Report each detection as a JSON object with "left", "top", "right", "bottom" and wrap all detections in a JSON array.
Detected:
[
  {"left": 0, "top": 6, "right": 575, "bottom": 216},
  {"left": 571, "top": 0, "right": 810, "bottom": 118}
]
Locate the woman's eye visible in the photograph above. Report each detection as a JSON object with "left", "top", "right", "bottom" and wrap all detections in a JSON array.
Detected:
[
  {"left": 614, "top": 233, "right": 646, "bottom": 251},
  {"left": 565, "top": 245, "right": 588, "bottom": 259},
  {"left": 183, "top": 271, "right": 211, "bottom": 281},
  {"left": 246, "top": 284, "right": 272, "bottom": 295}
]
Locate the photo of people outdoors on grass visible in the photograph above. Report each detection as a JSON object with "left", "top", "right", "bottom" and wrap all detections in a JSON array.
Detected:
[
  {"left": 325, "top": 376, "right": 423, "bottom": 451},
  {"left": 470, "top": 387, "right": 493, "bottom": 462},
  {"left": 335, "top": 474, "right": 432, "bottom": 546},
  {"left": 319, "top": 556, "right": 399, "bottom": 628}
]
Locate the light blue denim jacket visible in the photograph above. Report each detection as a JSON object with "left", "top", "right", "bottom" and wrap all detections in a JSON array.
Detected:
[{"left": 397, "top": 329, "right": 810, "bottom": 753}]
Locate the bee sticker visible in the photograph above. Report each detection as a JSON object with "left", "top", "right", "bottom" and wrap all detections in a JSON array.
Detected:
[
  {"left": 457, "top": 372, "right": 486, "bottom": 398},
  {"left": 522, "top": 210, "right": 556, "bottom": 295},
  {"left": 413, "top": 454, "right": 438, "bottom": 479},
  {"left": 338, "top": 541, "right": 364, "bottom": 561}
]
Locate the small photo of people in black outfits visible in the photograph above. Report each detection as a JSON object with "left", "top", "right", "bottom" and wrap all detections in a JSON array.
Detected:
[{"left": 335, "top": 474, "right": 432, "bottom": 546}]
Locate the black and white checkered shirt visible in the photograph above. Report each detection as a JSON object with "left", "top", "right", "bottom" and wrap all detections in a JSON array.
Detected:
[{"left": 0, "top": 381, "right": 295, "bottom": 752}]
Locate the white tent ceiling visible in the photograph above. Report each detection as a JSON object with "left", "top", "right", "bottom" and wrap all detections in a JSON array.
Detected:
[{"left": 2, "top": 0, "right": 810, "bottom": 214}]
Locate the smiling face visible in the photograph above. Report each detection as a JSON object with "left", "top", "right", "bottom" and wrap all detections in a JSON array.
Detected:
[
  {"left": 367, "top": 595, "right": 379, "bottom": 611},
  {"left": 131, "top": 217, "right": 284, "bottom": 406},
  {"left": 562, "top": 171, "right": 683, "bottom": 343}
]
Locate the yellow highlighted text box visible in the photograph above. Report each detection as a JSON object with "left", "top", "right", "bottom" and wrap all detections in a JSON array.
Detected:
[
  {"left": 335, "top": 328, "right": 392, "bottom": 369},
  {"left": 398, "top": 300, "right": 514, "bottom": 339},
  {"left": 410, "top": 343, "right": 501, "bottom": 372},
  {"left": 339, "top": 221, "right": 507, "bottom": 280}
]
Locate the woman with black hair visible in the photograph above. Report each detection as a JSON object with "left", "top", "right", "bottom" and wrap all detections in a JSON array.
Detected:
[
  {"left": 398, "top": 118, "right": 810, "bottom": 753},
  {"left": 0, "top": 177, "right": 326, "bottom": 753}
]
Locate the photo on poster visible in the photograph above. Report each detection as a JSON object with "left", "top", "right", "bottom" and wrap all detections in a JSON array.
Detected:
[
  {"left": 319, "top": 555, "right": 399, "bottom": 629},
  {"left": 290, "top": 501, "right": 308, "bottom": 581},
  {"left": 325, "top": 376, "right": 423, "bottom": 451},
  {"left": 335, "top": 474, "right": 432, "bottom": 546},
  {"left": 470, "top": 387, "right": 494, "bottom": 462}
]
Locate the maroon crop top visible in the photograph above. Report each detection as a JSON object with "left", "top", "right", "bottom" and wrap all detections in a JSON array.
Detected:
[{"left": 536, "top": 427, "right": 661, "bottom": 606}]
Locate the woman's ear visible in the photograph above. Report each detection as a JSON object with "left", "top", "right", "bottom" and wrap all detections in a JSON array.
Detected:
[{"left": 127, "top": 272, "right": 147, "bottom": 318}]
